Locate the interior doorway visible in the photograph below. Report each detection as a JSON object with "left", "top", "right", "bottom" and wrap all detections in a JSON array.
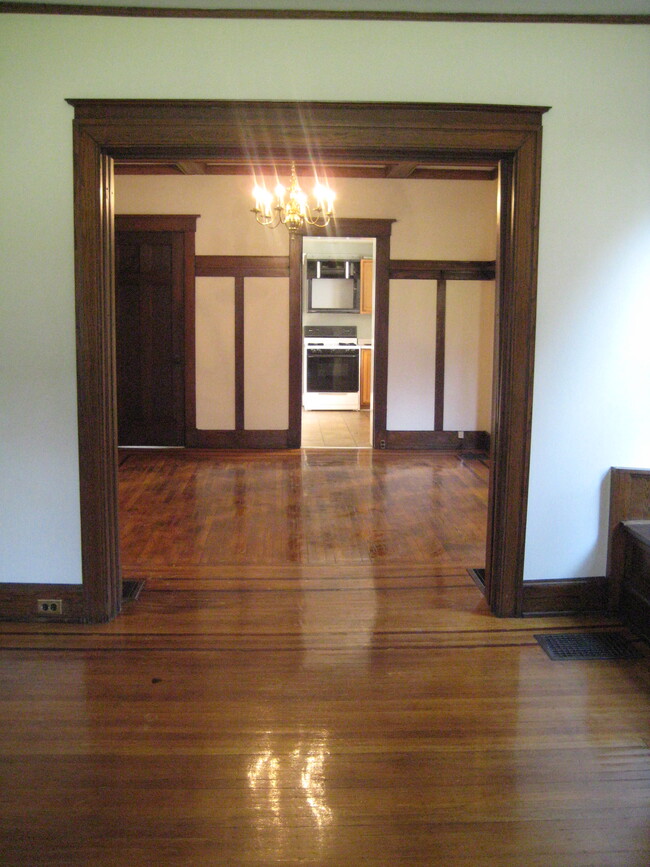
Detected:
[
  {"left": 300, "top": 235, "right": 375, "bottom": 449},
  {"left": 70, "top": 99, "right": 546, "bottom": 622}
]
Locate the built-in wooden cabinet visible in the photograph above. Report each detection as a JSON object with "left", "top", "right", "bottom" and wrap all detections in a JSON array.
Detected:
[
  {"left": 360, "top": 347, "right": 373, "bottom": 409},
  {"left": 360, "top": 258, "right": 374, "bottom": 314}
]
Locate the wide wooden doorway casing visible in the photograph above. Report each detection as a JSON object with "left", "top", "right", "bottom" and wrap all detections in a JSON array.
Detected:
[{"left": 69, "top": 100, "right": 546, "bottom": 622}]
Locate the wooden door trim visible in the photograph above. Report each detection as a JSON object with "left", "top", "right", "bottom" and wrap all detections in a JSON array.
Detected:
[
  {"left": 69, "top": 99, "right": 547, "bottom": 621},
  {"left": 295, "top": 218, "right": 395, "bottom": 450}
]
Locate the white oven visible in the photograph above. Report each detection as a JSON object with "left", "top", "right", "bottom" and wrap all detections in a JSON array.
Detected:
[{"left": 303, "top": 327, "right": 360, "bottom": 411}]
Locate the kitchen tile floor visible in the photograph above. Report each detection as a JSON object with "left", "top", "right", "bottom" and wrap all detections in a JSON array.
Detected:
[{"left": 301, "top": 409, "right": 371, "bottom": 448}]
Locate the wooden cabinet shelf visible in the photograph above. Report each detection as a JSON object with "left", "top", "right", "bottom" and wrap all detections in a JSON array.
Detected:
[
  {"left": 360, "top": 258, "right": 374, "bottom": 315},
  {"left": 360, "top": 346, "right": 372, "bottom": 409}
]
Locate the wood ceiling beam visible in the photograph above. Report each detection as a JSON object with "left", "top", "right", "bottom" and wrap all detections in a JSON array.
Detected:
[
  {"left": 114, "top": 161, "right": 498, "bottom": 180},
  {"left": 385, "top": 162, "right": 419, "bottom": 178},
  {"left": 176, "top": 161, "right": 207, "bottom": 175}
]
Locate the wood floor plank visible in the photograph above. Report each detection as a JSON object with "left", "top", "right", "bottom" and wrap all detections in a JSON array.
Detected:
[{"left": 1, "top": 450, "right": 649, "bottom": 865}]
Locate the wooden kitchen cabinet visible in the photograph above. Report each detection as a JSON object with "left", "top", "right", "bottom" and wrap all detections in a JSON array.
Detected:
[
  {"left": 360, "top": 258, "right": 374, "bottom": 314},
  {"left": 360, "top": 347, "right": 373, "bottom": 409}
]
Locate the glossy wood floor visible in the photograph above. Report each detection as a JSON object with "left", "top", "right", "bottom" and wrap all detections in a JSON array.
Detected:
[{"left": 0, "top": 450, "right": 648, "bottom": 866}]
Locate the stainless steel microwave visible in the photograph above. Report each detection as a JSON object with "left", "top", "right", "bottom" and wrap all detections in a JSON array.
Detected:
[{"left": 306, "top": 260, "right": 360, "bottom": 313}]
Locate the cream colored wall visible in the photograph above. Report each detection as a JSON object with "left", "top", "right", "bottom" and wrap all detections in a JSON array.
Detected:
[
  {"left": 387, "top": 280, "right": 437, "bottom": 430},
  {"left": 444, "top": 281, "right": 496, "bottom": 433},
  {"left": 116, "top": 174, "right": 497, "bottom": 259},
  {"left": 116, "top": 174, "right": 496, "bottom": 433},
  {"left": 2, "top": 16, "right": 648, "bottom": 584},
  {"left": 195, "top": 277, "right": 236, "bottom": 430},
  {"left": 243, "top": 277, "right": 290, "bottom": 430}
]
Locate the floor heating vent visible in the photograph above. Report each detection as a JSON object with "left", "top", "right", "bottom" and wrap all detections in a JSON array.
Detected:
[
  {"left": 467, "top": 568, "right": 486, "bottom": 591},
  {"left": 122, "top": 580, "right": 145, "bottom": 601},
  {"left": 534, "top": 632, "right": 642, "bottom": 661}
]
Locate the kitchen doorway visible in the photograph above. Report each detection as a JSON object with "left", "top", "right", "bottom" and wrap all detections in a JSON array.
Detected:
[{"left": 300, "top": 236, "right": 375, "bottom": 449}]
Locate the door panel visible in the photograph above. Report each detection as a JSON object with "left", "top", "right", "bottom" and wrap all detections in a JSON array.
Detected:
[{"left": 115, "top": 230, "right": 185, "bottom": 446}]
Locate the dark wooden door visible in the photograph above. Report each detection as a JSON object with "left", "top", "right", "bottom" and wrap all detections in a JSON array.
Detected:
[{"left": 115, "top": 230, "right": 185, "bottom": 446}]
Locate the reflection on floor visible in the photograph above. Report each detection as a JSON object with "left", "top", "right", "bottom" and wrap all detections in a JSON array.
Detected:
[{"left": 301, "top": 409, "right": 371, "bottom": 448}]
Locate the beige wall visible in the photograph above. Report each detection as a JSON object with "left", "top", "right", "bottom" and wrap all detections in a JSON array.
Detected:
[
  {"left": 116, "top": 174, "right": 497, "bottom": 259},
  {"left": 195, "top": 277, "right": 236, "bottom": 430},
  {"left": 387, "top": 280, "right": 438, "bottom": 430},
  {"left": 243, "top": 277, "right": 290, "bottom": 430},
  {"left": 445, "top": 281, "right": 496, "bottom": 433},
  {"left": 116, "top": 174, "right": 496, "bottom": 434}
]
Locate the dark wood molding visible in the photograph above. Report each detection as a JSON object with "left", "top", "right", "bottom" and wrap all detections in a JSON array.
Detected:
[
  {"left": 522, "top": 577, "right": 608, "bottom": 616},
  {"left": 114, "top": 214, "right": 199, "bottom": 232},
  {"left": 73, "top": 128, "right": 121, "bottom": 624},
  {"left": 297, "top": 218, "right": 395, "bottom": 451},
  {"left": 68, "top": 99, "right": 547, "bottom": 621},
  {"left": 390, "top": 260, "right": 496, "bottom": 280},
  {"left": 191, "top": 430, "right": 291, "bottom": 449},
  {"left": 116, "top": 162, "right": 499, "bottom": 181},
  {"left": 485, "top": 147, "right": 539, "bottom": 618},
  {"left": 0, "top": 584, "right": 86, "bottom": 623},
  {"left": 373, "top": 234, "right": 392, "bottom": 448},
  {"left": 288, "top": 233, "right": 303, "bottom": 449},
  {"left": 607, "top": 467, "right": 650, "bottom": 611},
  {"left": 434, "top": 279, "right": 446, "bottom": 431},
  {"left": 234, "top": 276, "right": 245, "bottom": 432},
  {"left": 195, "top": 255, "right": 289, "bottom": 278},
  {"left": 4, "top": 4, "right": 649, "bottom": 24},
  {"left": 381, "top": 430, "right": 489, "bottom": 451},
  {"left": 183, "top": 221, "right": 198, "bottom": 444},
  {"left": 303, "top": 217, "right": 396, "bottom": 238}
]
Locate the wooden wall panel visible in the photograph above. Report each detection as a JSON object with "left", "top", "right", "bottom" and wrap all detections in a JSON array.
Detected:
[{"left": 607, "top": 467, "right": 650, "bottom": 609}]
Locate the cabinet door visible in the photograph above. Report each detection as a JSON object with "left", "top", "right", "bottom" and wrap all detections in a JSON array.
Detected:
[
  {"left": 360, "top": 347, "right": 373, "bottom": 409},
  {"left": 360, "top": 258, "right": 374, "bottom": 314}
]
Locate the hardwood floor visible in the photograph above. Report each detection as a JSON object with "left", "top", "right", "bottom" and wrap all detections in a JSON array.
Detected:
[
  {"left": 117, "top": 449, "right": 489, "bottom": 581},
  {"left": 0, "top": 450, "right": 648, "bottom": 866}
]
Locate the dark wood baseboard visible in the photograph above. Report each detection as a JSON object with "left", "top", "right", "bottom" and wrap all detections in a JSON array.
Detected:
[
  {"left": 522, "top": 577, "right": 608, "bottom": 616},
  {"left": 0, "top": 584, "right": 86, "bottom": 623},
  {"left": 189, "top": 429, "right": 291, "bottom": 449},
  {"left": 382, "top": 430, "right": 489, "bottom": 451}
]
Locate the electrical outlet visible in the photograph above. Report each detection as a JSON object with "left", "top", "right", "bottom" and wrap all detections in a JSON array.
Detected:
[
  {"left": 37, "top": 599, "right": 63, "bottom": 615},
  {"left": 380, "top": 439, "right": 386, "bottom": 449},
  {"left": 458, "top": 430, "right": 465, "bottom": 439}
]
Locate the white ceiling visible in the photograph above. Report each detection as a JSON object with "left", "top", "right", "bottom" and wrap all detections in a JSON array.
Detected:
[{"left": 7, "top": 0, "right": 650, "bottom": 13}]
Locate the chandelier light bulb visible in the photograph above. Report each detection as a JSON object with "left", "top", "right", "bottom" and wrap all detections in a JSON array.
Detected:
[{"left": 251, "top": 162, "right": 335, "bottom": 233}]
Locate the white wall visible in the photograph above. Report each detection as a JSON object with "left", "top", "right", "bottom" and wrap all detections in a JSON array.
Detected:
[{"left": 1, "top": 15, "right": 648, "bottom": 584}]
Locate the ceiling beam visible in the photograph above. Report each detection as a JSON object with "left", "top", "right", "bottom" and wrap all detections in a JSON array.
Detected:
[
  {"left": 176, "top": 161, "right": 208, "bottom": 175},
  {"left": 385, "top": 162, "right": 419, "bottom": 179}
]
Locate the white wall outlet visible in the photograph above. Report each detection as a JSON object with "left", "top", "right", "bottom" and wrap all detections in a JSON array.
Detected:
[{"left": 458, "top": 430, "right": 465, "bottom": 439}]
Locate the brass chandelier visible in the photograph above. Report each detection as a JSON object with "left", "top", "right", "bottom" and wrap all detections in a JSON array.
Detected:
[{"left": 251, "top": 162, "right": 335, "bottom": 233}]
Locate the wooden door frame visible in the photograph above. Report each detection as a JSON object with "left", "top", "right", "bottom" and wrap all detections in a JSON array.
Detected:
[
  {"left": 69, "top": 99, "right": 547, "bottom": 621},
  {"left": 289, "top": 218, "right": 395, "bottom": 449}
]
